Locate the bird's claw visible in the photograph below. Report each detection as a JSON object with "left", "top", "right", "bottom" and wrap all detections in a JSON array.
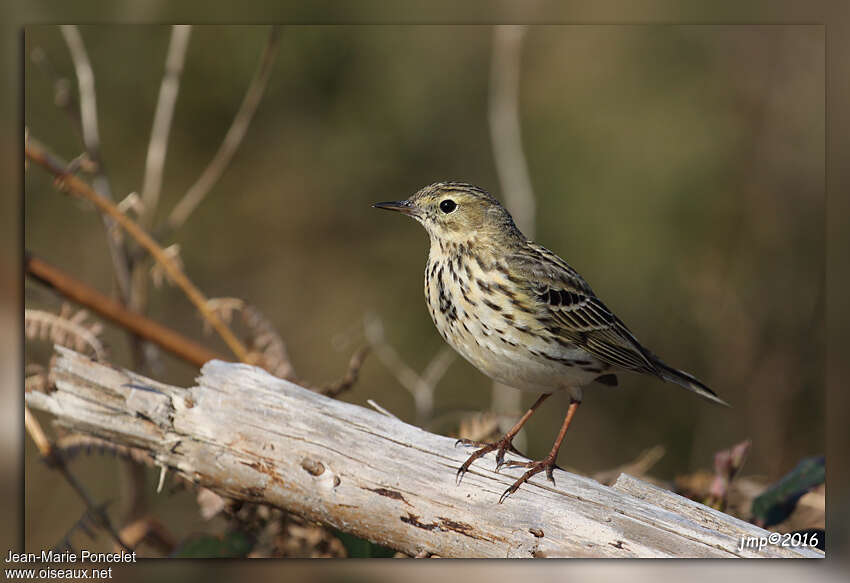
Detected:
[
  {"left": 495, "top": 448, "right": 507, "bottom": 471},
  {"left": 455, "top": 465, "right": 467, "bottom": 485},
  {"left": 497, "top": 456, "right": 559, "bottom": 504},
  {"left": 454, "top": 437, "right": 514, "bottom": 483}
]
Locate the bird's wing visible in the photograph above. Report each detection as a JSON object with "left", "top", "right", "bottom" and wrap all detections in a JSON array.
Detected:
[{"left": 508, "top": 242, "right": 661, "bottom": 375}]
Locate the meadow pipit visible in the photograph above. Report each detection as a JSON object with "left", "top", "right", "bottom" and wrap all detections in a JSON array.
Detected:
[{"left": 374, "top": 182, "right": 728, "bottom": 502}]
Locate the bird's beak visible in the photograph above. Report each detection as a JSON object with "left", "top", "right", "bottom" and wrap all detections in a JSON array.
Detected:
[{"left": 372, "top": 200, "right": 418, "bottom": 216}]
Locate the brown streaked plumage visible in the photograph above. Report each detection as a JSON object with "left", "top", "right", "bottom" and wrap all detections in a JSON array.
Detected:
[{"left": 374, "top": 182, "right": 728, "bottom": 502}]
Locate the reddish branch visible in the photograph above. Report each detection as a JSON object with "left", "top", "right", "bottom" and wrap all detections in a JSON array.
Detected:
[{"left": 26, "top": 252, "right": 226, "bottom": 368}]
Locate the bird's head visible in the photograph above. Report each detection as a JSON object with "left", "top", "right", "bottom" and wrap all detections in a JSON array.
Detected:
[{"left": 373, "top": 182, "right": 523, "bottom": 248}]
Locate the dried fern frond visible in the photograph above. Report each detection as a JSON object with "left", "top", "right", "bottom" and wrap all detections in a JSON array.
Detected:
[
  {"left": 320, "top": 346, "right": 369, "bottom": 398},
  {"left": 207, "top": 298, "right": 365, "bottom": 395},
  {"left": 206, "top": 298, "right": 294, "bottom": 379},
  {"left": 205, "top": 297, "right": 246, "bottom": 330},
  {"left": 27, "top": 356, "right": 59, "bottom": 394},
  {"left": 149, "top": 243, "right": 184, "bottom": 288},
  {"left": 25, "top": 305, "right": 106, "bottom": 360},
  {"left": 54, "top": 434, "right": 155, "bottom": 467},
  {"left": 241, "top": 304, "right": 295, "bottom": 380}
]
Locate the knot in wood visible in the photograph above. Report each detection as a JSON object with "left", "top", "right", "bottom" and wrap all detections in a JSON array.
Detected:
[{"left": 300, "top": 458, "right": 325, "bottom": 476}]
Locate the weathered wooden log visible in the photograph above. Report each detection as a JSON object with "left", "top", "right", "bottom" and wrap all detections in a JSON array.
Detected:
[{"left": 26, "top": 347, "right": 821, "bottom": 558}]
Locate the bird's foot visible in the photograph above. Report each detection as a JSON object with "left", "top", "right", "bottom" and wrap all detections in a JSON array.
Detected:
[
  {"left": 454, "top": 434, "right": 524, "bottom": 484},
  {"left": 498, "top": 455, "right": 560, "bottom": 504}
]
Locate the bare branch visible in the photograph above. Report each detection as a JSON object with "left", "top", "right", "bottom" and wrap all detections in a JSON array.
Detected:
[
  {"left": 57, "top": 33, "right": 161, "bottom": 523},
  {"left": 59, "top": 25, "right": 131, "bottom": 300},
  {"left": 488, "top": 25, "right": 537, "bottom": 421},
  {"left": 27, "top": 347, "right": 822, "bottom": 558},
  {"left": 139, "top": 25, "right": 192, "bottom": 230},
  {"left": 166, "top": 25, "right": 280, "bottom": 233},
  {"left": 489, "top": 25, "right": 535, "bottom": 238},
  {"left": 59, "top": 26, "right": 105, "bottom": 187},
  {"left": 421, "top": 344, "right": 457, "bottom": 389}
]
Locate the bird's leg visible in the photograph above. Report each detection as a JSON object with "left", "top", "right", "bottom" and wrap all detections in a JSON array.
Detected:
[
  {"left": 455, "top": 393, "right": 551, "bottom": 484},
  {"left": 499, "top": 398, "right": 581, "bottom": 503}
]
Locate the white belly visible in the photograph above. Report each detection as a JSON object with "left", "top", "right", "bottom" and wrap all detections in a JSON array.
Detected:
[{"left": 447, "top": 315, "right": 603, "bottom": 393}]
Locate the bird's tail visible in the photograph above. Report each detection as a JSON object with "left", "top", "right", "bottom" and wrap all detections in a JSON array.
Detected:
[{"left": 655, "top": 361, "right": 730, "bottom": 407}]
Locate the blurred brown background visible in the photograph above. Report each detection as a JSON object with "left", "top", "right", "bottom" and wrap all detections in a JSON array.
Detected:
[{"left": 22, "top": 24, "right": 825, "bottom": 556}]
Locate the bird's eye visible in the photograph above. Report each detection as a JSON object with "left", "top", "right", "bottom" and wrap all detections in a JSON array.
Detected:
[{"left": 439, "top": 199, "right": 457, "bottom": 213}]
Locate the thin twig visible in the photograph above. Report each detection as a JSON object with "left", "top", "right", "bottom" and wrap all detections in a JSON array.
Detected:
[
  {"left": 166, "top": 25, "right": 280, "bottom": 233},
  {"left": 489, "top": 25, "right": 535, "bottom": 238},
  {"left": 54, "top": 507, "right": 99, "bottom": 552},
  {"left": 25, "top": 406, "right": 51, "bottom": 457},
  {"left": 59, "top": 26, "right": 107, "bottom": 195},
  {"left": 367, "top": 399, "right": 399, "bottom": 420},
  {"left": 26, "top": 406, "right": 131, "bottom": 551},
  {"left": 60, "top": 26, "right": 161, "bottom": 522},
  {"left": 364, "top": 314, "right": 454, "bottom": 424},
  {"left": 488, "top": 25, "right": 536, "bottom": 420},
  {"left": 139, "top": 25, "right": 192, "bottom": 230},
  {"left": 421, "top": 345, "right": 457, "bottom": 390},
  {"left": 59, "top": 25, "right": 131, "bottom": 301},
  {"left": 26, "top": 138, "right": 254, "bottom": 364}
]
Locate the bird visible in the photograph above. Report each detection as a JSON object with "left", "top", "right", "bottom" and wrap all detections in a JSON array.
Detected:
[{"left": 373, "top": 182, "right": 728, "bottom": 503}]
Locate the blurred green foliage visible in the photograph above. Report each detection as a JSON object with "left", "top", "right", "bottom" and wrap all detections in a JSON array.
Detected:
[
  {"left": 24, "top": 25, "right": 824, "bottom": 553},
  {"left": 172, "top": 531, "right": 254, "bottom": 558},
  {"left": 333, "top": 531, "right": 396, "bottom": 558},
  {"left": 752, "top": 456, "right": 826, "bottom": 528}
]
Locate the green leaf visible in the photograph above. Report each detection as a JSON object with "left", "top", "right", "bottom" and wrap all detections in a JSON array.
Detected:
[
  {"left": 333, "top": 530, "right": 396, "bottom": 558},
  {"left": 172, "top": 531, "right": 255, "bottom": 558},
  {"left": 751, "top": 456, "right": 825, "bottom": 528}
]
